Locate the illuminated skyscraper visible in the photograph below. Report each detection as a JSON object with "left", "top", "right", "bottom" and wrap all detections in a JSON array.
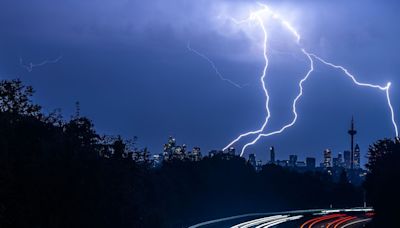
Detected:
[
  {"left": 333, "top": 153, "right": 343, "bottom": 168},
  {"left": 249, "top": 154, "right": 256, "bottom": 167},
  {"left": 269, "top": 146, "right": 275, "bottom": 164},
  {"left": 296, "top": 161, "right": 306, "bottom": 167},
  {"left": 256, "top": 160, "right": 263, "bottom": 172},
  {"left": 323, "top": 149, "right": 332, "bottom": 168}
]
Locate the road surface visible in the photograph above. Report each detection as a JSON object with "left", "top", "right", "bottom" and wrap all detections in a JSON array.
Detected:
[{"left": 188, "top": 208, "right": 373, "bottom": 228}]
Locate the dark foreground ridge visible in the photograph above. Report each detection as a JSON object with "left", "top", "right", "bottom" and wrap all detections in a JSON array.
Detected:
[{"left": 0, "top": 79, "right": 398, "bottom": 227}]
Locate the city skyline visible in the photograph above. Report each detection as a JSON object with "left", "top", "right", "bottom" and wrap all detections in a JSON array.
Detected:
[
  {"left": 150, "top": 117, "right": 365, "bottom": 171},
  {"left": 154, "top": 117, "right": 367, "bottom": 166},
  {"left": 1, "top": 0, "right": 399, "bottom": 165}
]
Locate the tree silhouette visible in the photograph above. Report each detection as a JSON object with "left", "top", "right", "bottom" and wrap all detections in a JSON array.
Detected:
[
  {"left": 0, "top": 79, "right": 366, "bottom": 228},
  {"left": 365, "top": 138, "right": 400, "bottom": 227},
  {"left": 111, "top": 135, "right": 126, "bottom": 159},
  {"left": 0, "top": 79, "right": 41, "bottom": 116}
]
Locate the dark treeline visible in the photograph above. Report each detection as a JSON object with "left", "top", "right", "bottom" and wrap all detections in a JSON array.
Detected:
[
  {"left": 0, "top": 79, "right": 393, "bottom": 227},
  {"left": 365, "top": 138, "right": 400, "bottom": 227}
]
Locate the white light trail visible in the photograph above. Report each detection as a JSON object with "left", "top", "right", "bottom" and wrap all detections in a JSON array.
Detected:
[
  {"left": 343, "top": 208, "right": 373, "bottom": 213},
  {"left": 223, "top": 3, "right": 399, "bottom": 156},
  {"left": 231, "top": 215, "right": 287, "bottom": 228},
  {"left": 20, "top": 55, "right": 63, "bottom": 72},
  {"left": 188, "top": 212, "right": 273, "bottom": 228},
  {"left": 341, "top": 218, "right": 372, "bottom": 228},
  {"left": 188, "top": 208, "right": 372, "bottom": 228},
  {"left": 255, "top": 215, "right": 303, "bottom": 228}
]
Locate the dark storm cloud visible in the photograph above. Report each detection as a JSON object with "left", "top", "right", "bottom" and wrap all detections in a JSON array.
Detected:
[{"left": 0, "top": 0, "right": 399, "bottom": 164}]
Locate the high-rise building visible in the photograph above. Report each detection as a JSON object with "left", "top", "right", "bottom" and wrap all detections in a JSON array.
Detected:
[
  {"left": 323, "top": 149, "right": 332, "bottom": 168},
  {"left": 344, "top": 150, "right": 351, "bottom": 169},
  {"left": 338, "top": 153, "right": 343, "bottom": 165},
  {"left": 248, "top": 154, "right": 256, "bottom": 167},
  {"left": 353, "top": 144, "right": 361, "bottom": 169},
  {"left": 348, "top": 117, "right": 357, "bottom": 169},
  {"left": 256, "top": 160, "right": 263, "bottom": 172},
  {"left": 333, "top": 152, "right": 343, "bottom": 168},
  {"left": 296, "top": 161, "right": 306, "bottom": 167},
  {"left": 269, "top": 146, "right": 275, "bottom": 164},
  {"left": 289, "top": 155, "right": 298, "bottom": 167},
  {"left": 277, "top": 160, "right": 289, "bottom": 167},
  {"left": 333, "top": 157, "right": 339, "bottom": 167},
  {"left": 306, "top": 157, "right": 316, "bottom": 170}
]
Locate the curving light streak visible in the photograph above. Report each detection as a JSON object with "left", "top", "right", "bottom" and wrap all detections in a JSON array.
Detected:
[
  {"left": 230, "top": 214, "right": 303, "bottom": 228},
  {"left": 333, "top": 216, "right": 357, "bottom": 228},
  {"left": 341, "top": 218, "right": 372, "bottom": 228},
  {"left": 223, "top": 2, "right": 399, "bottom": 156},
  {"left": 255, "top": 215, "right": 303, "bottom": 228},
  {"left": 300, "top": 214, "right": 346, "bottom": 228},
  {"left": 188, "top": 208, "right": 372, "bottom": 228},
  {"left": 327, "top": 216, "right": 353, "bottom": 228},
  {"left": 231, "top": 215, "right": 287, "bottom": 228},
  {"left": 20, "top": 55, "right": 63, "bottom": 72},
  {"left": 188, "top": 212, "right": 274, "bottom": 228},
  {"left": 187, "top": 42, "right": 245, "bottom": 88}
]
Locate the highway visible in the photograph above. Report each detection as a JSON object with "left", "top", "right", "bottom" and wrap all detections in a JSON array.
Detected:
[
  {"left": 188, "top": 208, "right": 373, "bottom": 228},
  {"left": 299, "top": 211, "right": 373, "bottom": 228}
]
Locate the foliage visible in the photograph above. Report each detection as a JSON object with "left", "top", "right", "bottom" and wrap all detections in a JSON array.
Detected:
[
  {"left": 0, "top": 79, "right": 364, "bottom": 227},
  {"left": 365, "top": 138, "right": 400, "bottom": 227},
  {"left": 0, "top": 79, "right": 41, "bottom": 116}
]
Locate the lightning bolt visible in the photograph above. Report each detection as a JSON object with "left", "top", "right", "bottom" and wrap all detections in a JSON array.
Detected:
[
  {"left": 223, "top": 6, "right": 274, "bottom": 151},
  {"left": 241, "top": 49, "right": 314, "bottom": 156},
  {"left": 222, "top": 3, "right": 398, "bottom": 156},
  {"left": 187, "top": 42, "right": 248, "bottom": 88},
  {"left": 20, "top": 55, "right": 63, "bottom": 72},
  {"left": 310, "top": 54, "right": 398, "bottom": 137}
]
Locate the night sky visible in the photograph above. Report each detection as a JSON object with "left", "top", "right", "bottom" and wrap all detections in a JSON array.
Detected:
[{"left": 1, "top": 0, "right": 399, "bottom": 164}]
